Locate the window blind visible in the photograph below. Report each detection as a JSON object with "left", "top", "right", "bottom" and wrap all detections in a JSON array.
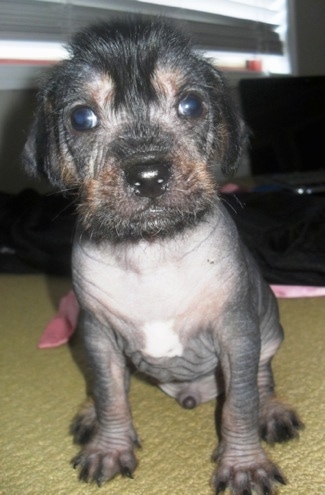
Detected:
[{"left": 0, "top": 0, "right": 284, "bottom": 55}]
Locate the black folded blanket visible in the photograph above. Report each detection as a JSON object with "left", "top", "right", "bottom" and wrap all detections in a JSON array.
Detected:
[
  {"left": 1, "top": 189, "right": 324, "bottom": 286},
  {"left": 222, "top": 191, "right": 325, "bottom": 286},
  {"left": 0, "top": 189, "right": 75, "bottom": 275}
]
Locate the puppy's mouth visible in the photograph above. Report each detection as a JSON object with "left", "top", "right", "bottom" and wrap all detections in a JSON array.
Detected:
[
  {"left": 78, "top": 194, "right": 213, "bottom": 243},
  {"left": 77, "top": 158, "right": 217, "bottom": 242}
]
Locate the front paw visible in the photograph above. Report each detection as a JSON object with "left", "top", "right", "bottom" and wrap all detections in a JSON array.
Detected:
[
  {"left": 72, "top": 441, "right": 138, "bottom": 486},
  {"left": 259, "top": 399, "right": 304, "bottom": 444},
  {"left": 212, "top": 452, "right": 286, "bottom": 495}
]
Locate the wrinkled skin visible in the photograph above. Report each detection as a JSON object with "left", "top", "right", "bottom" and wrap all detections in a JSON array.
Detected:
[{"left": 23, "top": 16, "right": 303, "bottom": 494}]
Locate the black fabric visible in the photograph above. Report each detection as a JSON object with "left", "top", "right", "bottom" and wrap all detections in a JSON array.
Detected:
[
  {"left": 0, "top": 189, "right": 324, "bottom": 286},
  {"left": 223, "top": 191, "right": 325, "bottom": 286},
  {"left": 0, "top": 189, "right": 75, "bottom": 275}
]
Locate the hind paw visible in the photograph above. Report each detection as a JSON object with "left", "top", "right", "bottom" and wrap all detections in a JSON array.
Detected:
[
  {"left": 259, "top": 400, "right": 304, "bottom": 444},
  {"left": 70, "top": 398, "right": 98, "bottom": 445}
]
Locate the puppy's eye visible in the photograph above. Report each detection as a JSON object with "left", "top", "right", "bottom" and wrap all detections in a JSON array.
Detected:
[
  {"left": 70, "top": 106, "right": 98, "bottom": 131},
  {"left": 177, "top": 93, "right": 204, "bottom": 118}
]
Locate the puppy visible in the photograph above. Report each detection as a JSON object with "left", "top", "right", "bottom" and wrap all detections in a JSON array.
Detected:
[{"left": 23, "top": 16, "right": 303, "bottom": 494}]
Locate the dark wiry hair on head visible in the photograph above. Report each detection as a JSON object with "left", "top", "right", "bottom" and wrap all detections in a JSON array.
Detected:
[
  {"left": 68, "top": 16, "right": 193, "bottom": 70},
  {"left": 66, "top": 16, "right": 196, "bottom": 111}
]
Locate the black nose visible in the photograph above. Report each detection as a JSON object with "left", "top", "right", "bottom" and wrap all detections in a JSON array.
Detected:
[{"left": 125, "top": 163, "right": 171, "bottom": 199}]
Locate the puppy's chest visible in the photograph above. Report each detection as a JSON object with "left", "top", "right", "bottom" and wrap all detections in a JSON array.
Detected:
[
  {"left": 82, "top": 262, "right": 217, "bottom": 358},
  {"left": 75, "top": 242, "right": 230, "bottom": 361}
]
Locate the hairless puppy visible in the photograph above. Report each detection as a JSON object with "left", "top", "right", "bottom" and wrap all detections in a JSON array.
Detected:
[{"left": 23, "top": 16, "right": 303, "bottom": 494}]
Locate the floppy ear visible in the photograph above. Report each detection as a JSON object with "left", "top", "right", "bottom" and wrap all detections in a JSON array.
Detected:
[
  {"left": 206, "top": 63, "right": 247, "bottom": 176},
  {"left": 22, "top": 89, "right": 60, "bottom": 185},
  {"left": 22, "top": 111, "right": 45, "bottom": 178},
  {"left": 22, "top": 60, "right": 79, "bottom": 189},
  {"left": 219, "top": 89, "right": 246, "bottom": 177}
]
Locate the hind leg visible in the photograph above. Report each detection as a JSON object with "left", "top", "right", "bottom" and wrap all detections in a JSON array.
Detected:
[
  {"left": 258, "top": 347, "right": 304, "bottom": 444},
  {"left": 70, "top": 397, "right": 98, "bottom": 445}
]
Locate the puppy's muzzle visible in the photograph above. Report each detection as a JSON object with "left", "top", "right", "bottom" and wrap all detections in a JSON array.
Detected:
[{"left": 124, "top": 162, "right": 171, "bottom": 199}]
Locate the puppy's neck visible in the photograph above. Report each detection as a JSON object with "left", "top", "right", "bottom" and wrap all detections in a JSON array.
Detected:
[{"left": 74, "top": 205, "right": 229, "bottom": 274}]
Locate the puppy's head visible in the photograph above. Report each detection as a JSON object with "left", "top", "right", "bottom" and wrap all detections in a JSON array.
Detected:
[{"left": 23, "top": 16, "right": 245, "bottom": 241}]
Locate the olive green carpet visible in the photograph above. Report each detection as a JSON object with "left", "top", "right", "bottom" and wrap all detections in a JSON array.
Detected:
[{"left": 1, "top": 275, "right": 324, "bottom": 495}]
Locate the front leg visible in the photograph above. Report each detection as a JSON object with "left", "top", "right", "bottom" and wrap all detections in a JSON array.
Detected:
[
  {"left": 72, "top": 311, "right": 139, "bottom": 485},
  {"left": 212, "top": 322, "right": 285, "bottom": 495}
]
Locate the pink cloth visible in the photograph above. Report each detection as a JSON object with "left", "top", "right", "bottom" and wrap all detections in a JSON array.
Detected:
[
  {"left": 39, "top": 285, "right": 325, "bottom": 348},
  {"left": 38, "top": 290, "right": 79, "bottom": 348},
  {"left": 219, "top": 183, "right": 242, "bottom": 193},
  {"left": 270, "top": 284, "right": 325, "bottom": 298}
]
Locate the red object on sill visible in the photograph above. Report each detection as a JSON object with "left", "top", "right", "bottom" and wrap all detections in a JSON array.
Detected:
[{"left": 246, "top": 59, "right": 263, "bottom": 71}]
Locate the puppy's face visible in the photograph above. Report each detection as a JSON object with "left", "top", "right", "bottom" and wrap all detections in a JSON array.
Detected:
[{"left": 24, "top": 18, "right": 243, "bottom": 241}]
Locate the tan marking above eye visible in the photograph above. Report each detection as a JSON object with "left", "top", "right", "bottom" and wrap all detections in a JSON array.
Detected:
[
  {"left": 151, "top": 66, "right": 185, "bottom": 98},
  {"left": 84, "top": 73, "right": 115, "bottom": 107}
]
